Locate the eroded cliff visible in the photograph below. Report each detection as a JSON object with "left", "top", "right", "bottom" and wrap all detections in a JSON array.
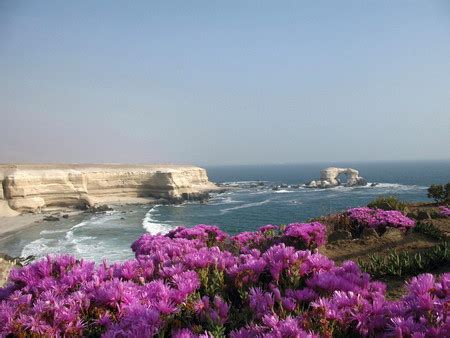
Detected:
[{"left": 0, "top": 164, "right": 218, "bottom": 215}]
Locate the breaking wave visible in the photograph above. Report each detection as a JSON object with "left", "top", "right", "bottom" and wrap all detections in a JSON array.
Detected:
[{"left": 142, "top": 205, "right": 173, "bottom": 235}]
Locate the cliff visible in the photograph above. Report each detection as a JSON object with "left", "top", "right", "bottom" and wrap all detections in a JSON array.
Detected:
[{"left": 0, "top": 164, "right": 218, "bottom": 215}]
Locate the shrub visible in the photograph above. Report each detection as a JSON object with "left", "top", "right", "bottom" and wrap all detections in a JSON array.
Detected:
[
  {"left": 367, "top": 196, "right": 408, "bottom": 212},
  {"left": 413, "top": 222, "right": 446, "bottom": 240},
  {"left": 427, "top": 183, "right": 450, "bottom": 203},
  {"left": 0, "top": 224, "right": 448, "bottom": 337}
]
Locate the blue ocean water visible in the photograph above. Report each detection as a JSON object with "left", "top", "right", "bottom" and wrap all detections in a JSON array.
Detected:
[{"left": 2, "top": 160, "right": 449, "bottom": 262}]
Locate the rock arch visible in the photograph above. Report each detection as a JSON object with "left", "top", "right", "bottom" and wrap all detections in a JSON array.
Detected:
[{"left": 306, "top": 167, "right": 367, "bottom": 188}]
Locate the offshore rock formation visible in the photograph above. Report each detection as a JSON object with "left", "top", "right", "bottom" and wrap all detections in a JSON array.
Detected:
[
  {"left": 306, "top": 167, "right": 367, "bottom": 188},
  {"left": 0, "top": 164, "right": 218, "bottom": 215}
]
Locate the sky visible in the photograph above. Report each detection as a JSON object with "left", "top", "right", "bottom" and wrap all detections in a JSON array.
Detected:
[{"left": 1, "top": 1, "right": 449, "bottom": 165}]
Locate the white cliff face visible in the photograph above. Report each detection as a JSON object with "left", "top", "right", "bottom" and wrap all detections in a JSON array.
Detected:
[
  {"left": 0, "top": 164, "right": 218, "bottom": 215},
  {"left": 306, "top": 167, "right": 367, "bottom": 188}
]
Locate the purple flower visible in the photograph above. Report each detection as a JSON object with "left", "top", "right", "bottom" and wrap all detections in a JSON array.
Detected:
[
  {"left": 249, "top": 287, "right": 274, "bottom": 318},
  {"left": 348, "top": 207, "right": 415, "bottom": 231},
  {"left": 439, "top": 206, "right": 450, "bottom": 217},
  {"left": 284, "top": 222, "right": 327, "bottom": 247},
  {"left": 259, "top": 224, "right": 279, "bottom": 233},
  {"left": 0, "top": 224, "right": 448, "bottom": 337}
]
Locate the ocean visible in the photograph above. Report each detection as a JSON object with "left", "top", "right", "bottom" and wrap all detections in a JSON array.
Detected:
[{"left": 2, "top": 160, "right": 449, "bottom": 262}]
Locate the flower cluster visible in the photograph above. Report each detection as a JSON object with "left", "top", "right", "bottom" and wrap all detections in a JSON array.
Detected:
[
  {"left": 284, "top": 222, "right": 327, "bottom": 247},
  {"left": 231, "top": 222, "right": 326, "bottom": 253},
  {"left": 348, "top": 207, "right": 415, "bottom": 232},
  {"left": 439, "top": 206, "right": 450, "bottom": 217},
  {"left": 385, "top": 273, "right": 450, "bottom": 336},
  {"left": 1, "top": 223, "right": 447, "bottom": 337}
]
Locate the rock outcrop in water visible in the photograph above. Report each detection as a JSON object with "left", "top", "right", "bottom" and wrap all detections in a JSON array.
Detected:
[
  {"left": 306, "top": 167, "right": 367, "bottom": 188},
  {"left": 0, "top": 164, "right": 218, "bottom": 215}
]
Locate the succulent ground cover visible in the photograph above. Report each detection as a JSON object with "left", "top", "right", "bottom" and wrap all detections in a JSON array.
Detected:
[
  {"left": 359, "top": 241, "right": 449, "bottom": 278},
  {"left": 1, "top": 220, "right": 449, "bottom": 337},
  {"left": 347, "top": 207, "right": 416, "bottom": 233},
  {"left": 440, "top": 206, "right": 450, "bottom": 218}
]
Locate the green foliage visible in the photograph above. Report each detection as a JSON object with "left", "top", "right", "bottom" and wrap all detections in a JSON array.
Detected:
[
  {"left": 198, "top": 266, "right": 226, "bottom": 297},
  {"left": 367, "top": 196, "right": 408, "bottom": 212},
  {"left": 209, "top": 325, "right": 226, "bottom": 338},
  {"left": 359, "top": 241, "right": 449, "bottom": 278},
  {"left": 413, "top": 222, "right": 446, "bottom": 241},
  {"left": 427, "top": 183, "right": 450, "bottom": 203}
]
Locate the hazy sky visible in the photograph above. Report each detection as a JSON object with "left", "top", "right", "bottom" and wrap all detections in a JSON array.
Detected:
[{"left": 1, "top": 1, "right": 449, "bottom": 165}]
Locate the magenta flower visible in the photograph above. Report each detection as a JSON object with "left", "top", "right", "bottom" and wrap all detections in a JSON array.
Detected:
[
  {"left": 284, "top": 222, "right": 327, "bottom": 247},
  {"left": 0, "top": 224, "right": 448, "bottom": 337},
  {"left": 348, "top": 207, "right": 415, "bottom": 231},
  {"left": 439, "top": 206, "right": 450, "bottom": 217}
]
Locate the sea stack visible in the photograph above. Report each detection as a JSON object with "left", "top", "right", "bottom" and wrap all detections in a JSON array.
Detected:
[{"left": 306, "top": 167, "right": 367, "bottom": 188}]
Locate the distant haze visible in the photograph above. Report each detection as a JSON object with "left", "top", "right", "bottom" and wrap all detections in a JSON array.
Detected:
[{"left": 1, "top": 1, "right": 449, "bottom": 165}]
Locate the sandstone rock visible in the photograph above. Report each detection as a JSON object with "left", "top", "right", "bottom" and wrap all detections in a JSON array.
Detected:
[
  {"left": 8, "top": 197, "right": 45, "bottom": 213},
  {"left": 382, "top": 227, "right": 404, "bottom": 240},
  {"left": 361, "top": 227, "right": 379, "bottom": 239},
  {"left": 328, "top": 230, "right": 352, "bottom": 242},
  {"left": 306, "top": 167, "right": 367, "bottom": 188},
  {"left": 0, "top": 256, "right": 16, "bottom": 288},
  {"left": 0, "top": 164, "right": 218, "bottom": 215}
]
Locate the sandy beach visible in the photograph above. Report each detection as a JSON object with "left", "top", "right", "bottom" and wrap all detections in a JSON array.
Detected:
[
  {"left": 0, "top": 214, "right": 46, "bottom": 287},
  {"left": 0, "top": 214, "right": 43, "bottom": 239}
]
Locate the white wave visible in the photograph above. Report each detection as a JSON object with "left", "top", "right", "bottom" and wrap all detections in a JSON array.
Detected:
[
  {"left": 311, "top": 182, "right": 426, "bottom": 192},
  {"left": 369, "top": 183, "right": 426, "bottom": 190},
  {"left": 210, "top": 196, "right": 243, "bottom": 205},
  {"left": 222, "top": 180, "right": 268, "bottom": 185},
  {"left": 65, "top": 230, "right": 74, "bottom": 241},
  {"left": 71, "top": 221, "right": 88, "bottom": 229},
  {"left": 22, "top": 227, "right": 97, "bottom": 258},
  {"left": 273, "top": 189, "right": 293, "bottom": 193},
  {"left": 221, "top": 199, "right": 272, "bottom": 213},
  {"left": 142, "top": 205, "right": 173, "bottom": 235},
  {"left": 21, "top": 238, "right": 55, "bottom": 257},
  {"left": 69, "top": 236, "right": 97, "bottom": 254},
  {"left": 39, "top": 220, "right": 88, "bottom": 236},
  {"left": 40, "top": 228, "right": 69, "bottom": 235}
]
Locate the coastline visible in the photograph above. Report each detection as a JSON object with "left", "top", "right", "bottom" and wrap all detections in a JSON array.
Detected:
[{"left": 0, "top": 198, "right": 160, "bottom": 241}]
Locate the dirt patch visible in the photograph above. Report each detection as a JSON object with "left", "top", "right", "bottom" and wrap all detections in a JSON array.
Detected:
[{"left": 320, "top": 232, "right": 437, "bottom": 264}]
